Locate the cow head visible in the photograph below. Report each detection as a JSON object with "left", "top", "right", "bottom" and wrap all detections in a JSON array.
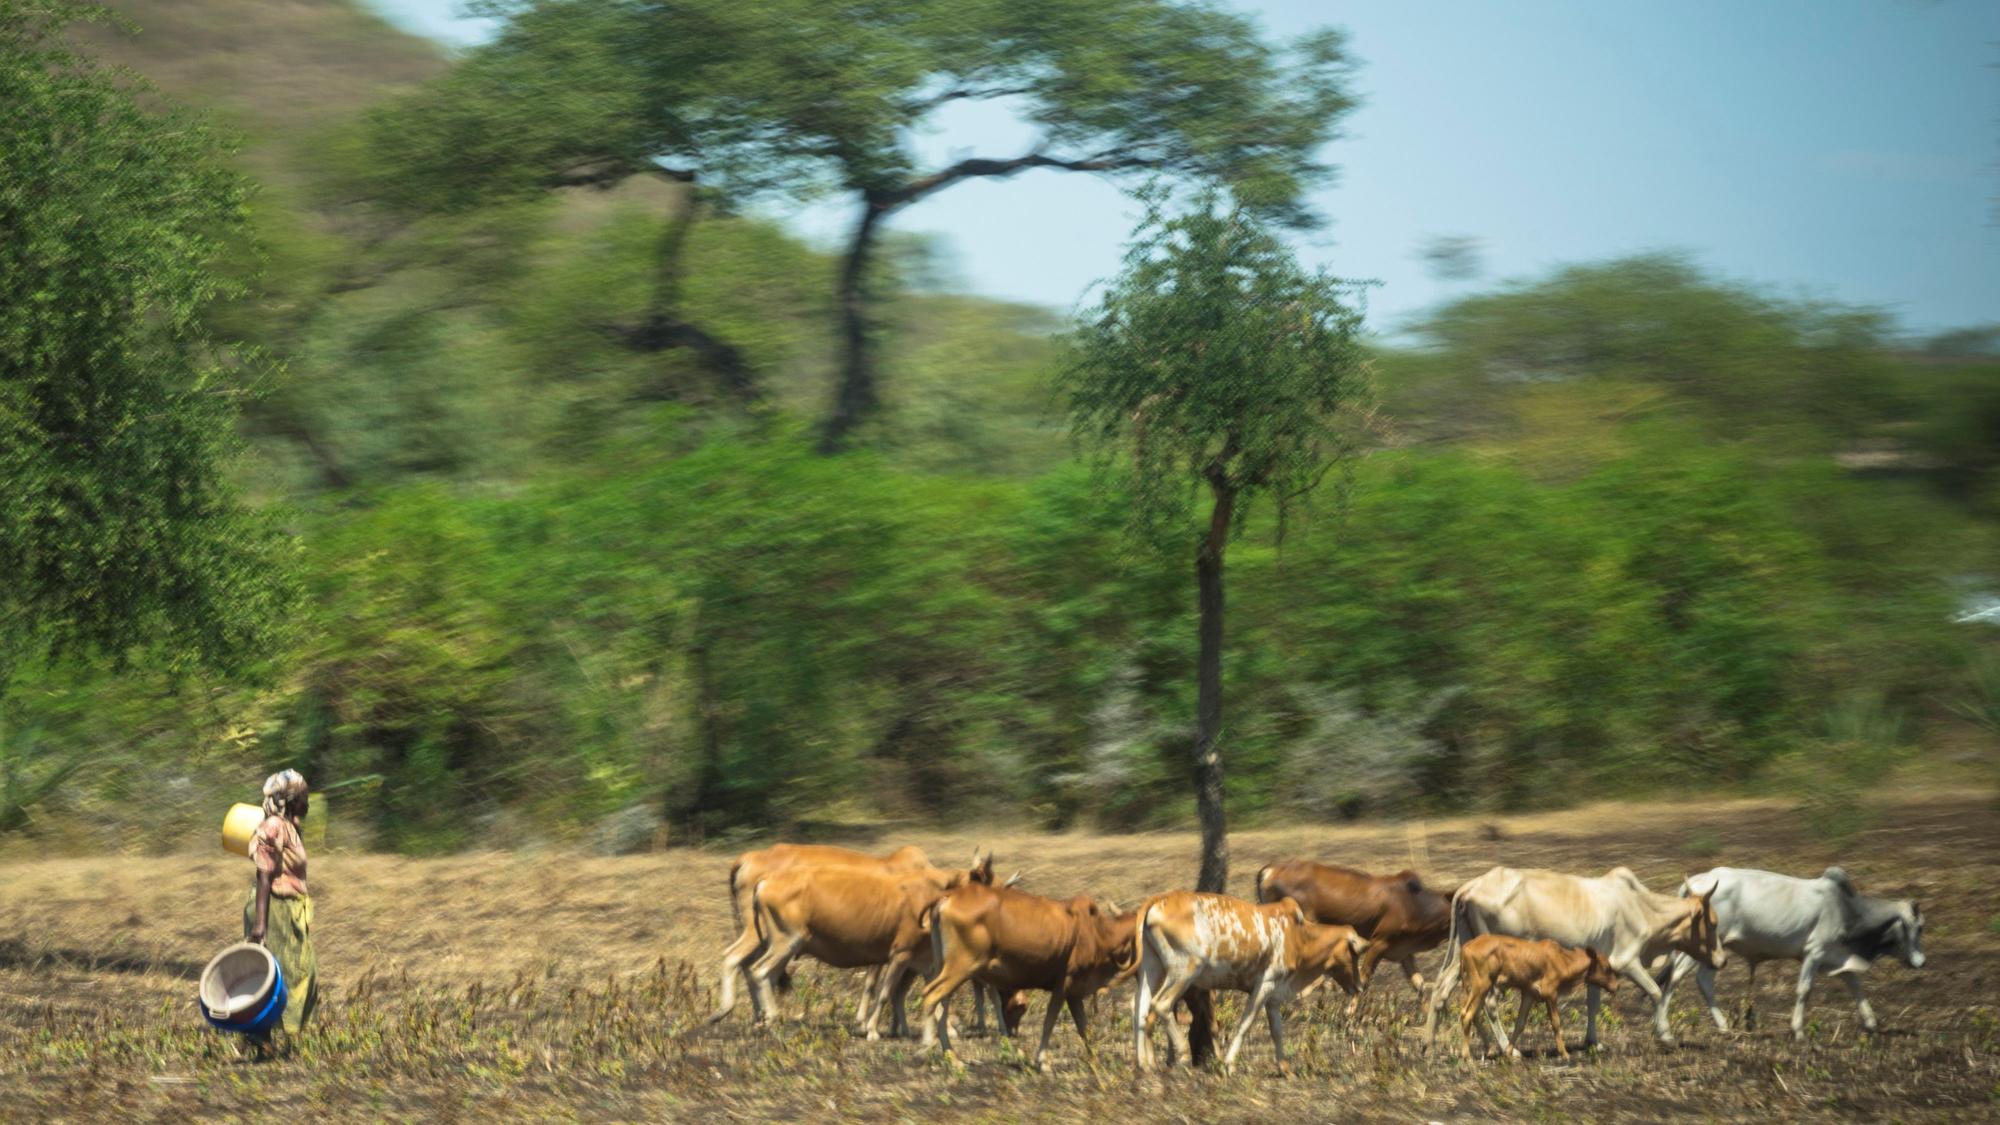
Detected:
[
  {"left": 1876, "top": 901, "right": 1925, "bottom": 969},
  {"left": 1295, "top": 923, "right": 1370, "bottom": 995},
  {"left": 1582, "top": 947, "right": 1623, "bottom": 993},
  {"left": 949, "top": 848, "right": 995, "bottom": 889},
  {"left": 1670, "top": 886, "right": 1728, "bottom": 970}
]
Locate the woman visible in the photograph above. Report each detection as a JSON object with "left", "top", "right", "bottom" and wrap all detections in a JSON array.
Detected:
[{"left": 245, "top": 769, "right": 317, "bottom": 1051}]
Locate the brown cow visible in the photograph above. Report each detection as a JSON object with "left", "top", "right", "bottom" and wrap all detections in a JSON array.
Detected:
[
  {"left": 1133, "top": 892, "right": 1369, "bottom": 1075},
  {"left": 1453, "top": 934, "right": 1623, "bottom": 1060},
  {"left": 714, "top": 844, "right": 992, "bottom": 1027},
  {"left": 917, "top": 883, "right": 1137, "bottom": 1070},
  {"left": 736, "top": 865, "right": 948, "bottom": 1038},
  {"left": 1256, "top": 860, "right": 1452, "bottom": 1005}
]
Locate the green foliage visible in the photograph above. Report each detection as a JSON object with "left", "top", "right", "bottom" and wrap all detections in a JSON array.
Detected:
[
  {"left": 0, "top": 1, "right": 294, "bottom": 691},
  {"left": 1413, "top": 253, "right": 1898, "bottom": 445},
  {"left": 1059, "top": 190, "right": 1373, "bottom": 541},
  {"left": 440, "top": 0, "right": 1354, "bottom": 216}
]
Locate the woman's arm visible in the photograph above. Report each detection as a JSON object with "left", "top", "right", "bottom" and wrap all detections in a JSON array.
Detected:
[{"left": 251, "top": 868, "right": 272, "bottom": 944}]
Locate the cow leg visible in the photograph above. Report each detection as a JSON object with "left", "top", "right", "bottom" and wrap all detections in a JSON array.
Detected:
[
  {"left": 1501, "top": 989, "right": 1533, "bottom": 1057},
  {"left": 1789, "top": 956, "right": 1818, "bottom": 1040},
  {"left": 1422, "top": 939, "right": 1465, "bottom": 1052},
  {"left": 884, "top": 958, "right": 923, "bottom": 1040},
  {"left": 917, "top": 962, "right": 974, "bottom": 1054},
  {"left": 1067, "top": 995, "right": 1090, "bottom": 1049},
  {"left": 1694, "top": 962, "right": 1728, "bottom": 1032},
  {"left": 1133, "top": 955, "right": 1157, "bottom": 1071},
  {"left": 1148, "top": 970, "right": 1199, "bottom": 1070},
  {"left": 1583, "top": 982, "right": 1602, "bottom": 1050},
  {"left": 1619, "top": 958, "right": 1674, "bottom": 1045},
  {"left": 1741, "top": 960, "right": 1758, "bottom": 1031},
  {"left": 855, "top": 966, "right": 880, "bottom": 1028},
  {"left": 1840, "top": 973, "right": 1879, "bottom": 1033},
  {"left": 1459, "top": 981, "right": 1487, "bottom": 1060},
  {"left": 1031, "top": 991, "right": 1064, "bottom": 1072},
  {"left": 746, "top": 932, "right": 805, "bottom": 1026},
  {"left": 1265, "top": 995, "right": 1292, "bottom": 1078},
  {"left": 1222, "top": 985, "right": 1272, "bottom": 1074},
  {"left": 967, "top": 982, "right": 988, "bottom": 1035},
  {"left": 863, "top": 958, "right": 909, "bottom": 1040},
  {"left": 1400, "top": 955, "right": 1428, "bottom": 996},
  {"left": 709, "top": 924, "right": 767, "bottom": 1025},
  {"left": 1545, "top": 994, "right": 1569, "bottom": 1062}
]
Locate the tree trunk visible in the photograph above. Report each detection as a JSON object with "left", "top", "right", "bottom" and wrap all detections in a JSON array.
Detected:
[
  {"left": 817, "top": 196, "right": 891, "bottom": 454},
  {"left": 612, "top": 185, "right": 762, "bottom": 405},
  {"left": 1193, "top": 478, "right": 1235, "bottom": 894}
]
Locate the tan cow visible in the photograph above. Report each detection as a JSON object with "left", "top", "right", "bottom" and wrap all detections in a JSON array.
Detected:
[
  {"left": 734, "top": 864, "right": 964, "bottom": 1039},
  {"left": 1421, "top": 866, "right": 1724, "bottom": 1054},
  {"left": 1452, "top": 934, "right": 1624, "bottom": 1060},
  {"left": 714, "top": 844, "right": 991, "bottom": 1027},
  {"left": 1132, "top": 891, "right": 1369, "bottom": 1075},
  {"left": 917, "top": 883, "right": 1137, "bottom": 1069}
]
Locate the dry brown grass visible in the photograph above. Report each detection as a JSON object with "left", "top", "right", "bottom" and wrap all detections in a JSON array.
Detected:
[{"left": 2, "top": 792, "right": 1996, "bottom": 1121}]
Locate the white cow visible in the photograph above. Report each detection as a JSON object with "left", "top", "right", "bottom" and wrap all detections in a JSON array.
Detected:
[
  {"left": 1421, "top": 866, "right": 1724, "bottom": 1054},
  {"left": 1659, "top": 866, "right": 1924, "bottom": 1039},
  {"left": 1132, "top": 891, "right": 1369, "bottom": 1075}
]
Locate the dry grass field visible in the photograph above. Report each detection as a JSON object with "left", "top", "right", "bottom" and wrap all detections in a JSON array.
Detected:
[{"left": 2, "top": 792, "right": 1995, "bottom": 1122}]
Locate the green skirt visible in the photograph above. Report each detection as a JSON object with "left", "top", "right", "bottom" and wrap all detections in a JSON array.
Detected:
[{"left": 242, "top": 889, "right": 318, "bottom": 1035}]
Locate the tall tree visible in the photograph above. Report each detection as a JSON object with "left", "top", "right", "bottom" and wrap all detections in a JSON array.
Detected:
[
  {"left": 1059, "top": 190, "right": 1372, "bottom": 893},
  {"left": 0, "top": 2, "right": 296, "bottom": 825},
  {"left": 369, "top": 0, "right": 803, "bottom": 406},
  {"left": 393, "top": 0, "right": 1357, "bottom": 450}
]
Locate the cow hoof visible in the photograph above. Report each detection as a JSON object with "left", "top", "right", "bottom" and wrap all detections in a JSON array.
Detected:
[{"left": 1657, "top": 1034, "right": 1678, "bottom": 1048}]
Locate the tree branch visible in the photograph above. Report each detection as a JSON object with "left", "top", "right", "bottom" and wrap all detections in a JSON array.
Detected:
[
  {"left": 546, "top": 161, "right": 697, "bottom": 191},
  {"left": 907, "top": 83, "right": 1036, "bottom": 116},
  {"left": 882, "top": 147, "right": 1160, "bottom": 209}
]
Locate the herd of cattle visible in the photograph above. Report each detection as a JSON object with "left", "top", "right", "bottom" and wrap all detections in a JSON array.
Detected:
[{"left": 706, "top": 843, "right": 1927, "bottom": 1072}]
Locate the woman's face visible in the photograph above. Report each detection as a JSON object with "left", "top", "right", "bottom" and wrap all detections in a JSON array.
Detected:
[{"left": 291, "top": 793, "right": 310, "bottom": 821}]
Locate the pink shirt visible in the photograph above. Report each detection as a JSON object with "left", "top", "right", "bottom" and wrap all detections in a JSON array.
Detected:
[{"left": 252, "top": 815, "right": 309, "bottom": 898}]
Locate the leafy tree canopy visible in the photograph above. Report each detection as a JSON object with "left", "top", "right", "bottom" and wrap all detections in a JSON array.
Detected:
[
  {"left": 1060, "top": 188, "right": 1374, "bottom": 543},
  {"left": 0, "top": 1, "right": 295, "bottom": 688}
]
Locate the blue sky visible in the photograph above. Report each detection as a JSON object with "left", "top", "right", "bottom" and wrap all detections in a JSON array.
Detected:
[{"left": 367, "top": 0, "right": 1996, "bottom": 336}]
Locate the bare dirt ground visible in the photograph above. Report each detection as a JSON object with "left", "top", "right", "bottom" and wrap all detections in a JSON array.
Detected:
[{"left": 2, "top": 792, "right": 1995, "bottom": 1122}]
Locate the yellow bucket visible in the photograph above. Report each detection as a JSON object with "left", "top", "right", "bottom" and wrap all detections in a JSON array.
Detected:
[{"left": 221, "top": 803, "right": 263, "bottom": 858}]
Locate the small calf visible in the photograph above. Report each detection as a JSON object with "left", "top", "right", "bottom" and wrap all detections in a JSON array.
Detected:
[{"left": 1456, "top": 934, "right": 1622, "bottom": 1061}]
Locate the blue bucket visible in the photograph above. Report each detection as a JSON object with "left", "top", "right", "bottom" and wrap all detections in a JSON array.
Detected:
[{"left": 198, "top": 942, "right": 289, "bottom": 1035}]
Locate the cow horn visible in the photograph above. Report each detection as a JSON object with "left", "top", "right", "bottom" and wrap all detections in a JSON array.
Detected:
[{"left": 1003, "top": 870, "right": 1025, "bottom": 888}]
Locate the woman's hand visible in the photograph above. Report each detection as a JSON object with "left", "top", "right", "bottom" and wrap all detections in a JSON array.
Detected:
[{"left": 249, "top": 919, "right": 266, "bottom": 945}]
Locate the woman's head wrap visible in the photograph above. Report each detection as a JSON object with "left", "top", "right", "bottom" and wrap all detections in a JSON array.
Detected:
[{"left": 262, "top": 769, "right": 308, "bottom": 818}]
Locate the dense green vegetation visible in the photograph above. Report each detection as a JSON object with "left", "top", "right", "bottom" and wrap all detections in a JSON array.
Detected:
[{"left": 2, "top": 0, "right": 1992, "bottom": 853}]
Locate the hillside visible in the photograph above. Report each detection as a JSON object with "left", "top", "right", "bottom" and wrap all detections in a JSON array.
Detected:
[{"left": 6, "top": 0, "right": 1995, "bottom": 857}]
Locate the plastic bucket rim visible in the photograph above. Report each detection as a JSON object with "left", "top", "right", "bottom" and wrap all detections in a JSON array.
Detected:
[{"left": 199, "top": 942, "right": 278, "bottom": 1023}]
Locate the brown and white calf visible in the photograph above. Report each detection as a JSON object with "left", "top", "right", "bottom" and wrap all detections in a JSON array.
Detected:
[
  {"left": 1421, "top": 866, "right": 1724, "bottom": 1054},
  {"left": 918, "top": 883, "right": 1136, "bottom": 1069},
  {"left": 1256, "top": 860, "right": 1453, "bottom": 1006},
  {"left": 714, "top": 844, "right": 992, "bottom": 1027},
  {"left": 1453, "top": 934, "right": 1624, "bottom": 1060},
  {"left": 1132, "top": 892, "right": 1368, "bottom": 1075}
]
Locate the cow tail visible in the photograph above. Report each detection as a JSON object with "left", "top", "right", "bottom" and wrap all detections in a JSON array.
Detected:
[
  {"left": 927, "top": 898, "right": 946, "bottom": 978},
  {"left": 728, "top": 861, "right": 745, "bottom": 929},
  {"left": 1254, "top": 864, "right": 1274, "bottom": 903},
  {"left": 1822, "top": 866, "right": 1853, "bottom": 893}
]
